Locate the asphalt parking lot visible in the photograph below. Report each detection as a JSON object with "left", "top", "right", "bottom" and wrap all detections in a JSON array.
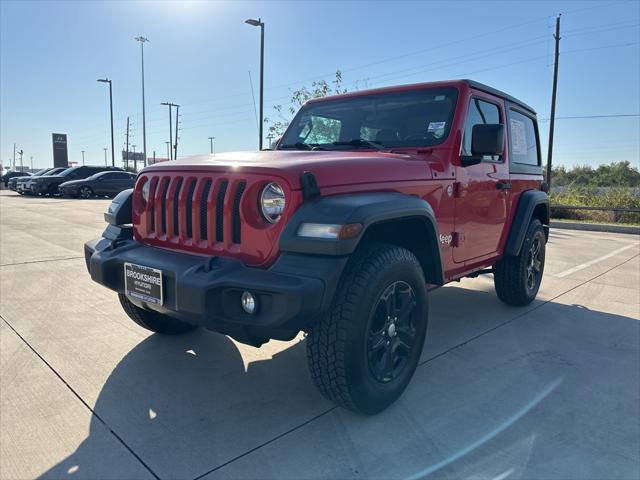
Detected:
[{"left": 1, "top": 189, "right": 638, "bottom": 480}]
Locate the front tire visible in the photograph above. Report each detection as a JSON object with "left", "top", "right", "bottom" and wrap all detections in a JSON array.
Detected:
[
  {"left": 118, "top": 294, "right": 197, "bottom": 335},
  {"left": 494, "top": 219, "right": 546, "bottom": 306},
  {"left": 307, "top": 243, "right": 428, "bottom": 414}
]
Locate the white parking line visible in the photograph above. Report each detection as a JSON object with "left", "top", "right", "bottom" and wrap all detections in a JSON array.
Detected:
[{"left": 555, "top": 243, "right": 639, "bottom": 278}]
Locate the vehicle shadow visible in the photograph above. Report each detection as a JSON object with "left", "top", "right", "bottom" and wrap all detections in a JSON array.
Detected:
[{"left": 38, "top": 288, "right": 640, "bottom": 480}]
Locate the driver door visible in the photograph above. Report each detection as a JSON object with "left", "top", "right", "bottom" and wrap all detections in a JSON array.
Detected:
[{"left": 453, "top": 96, "right": 510, "bottom": 263}]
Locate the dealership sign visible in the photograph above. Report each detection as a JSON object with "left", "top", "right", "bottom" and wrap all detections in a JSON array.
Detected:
[{"left": 52, "top": 133, "right": 68, "bottom": 168}]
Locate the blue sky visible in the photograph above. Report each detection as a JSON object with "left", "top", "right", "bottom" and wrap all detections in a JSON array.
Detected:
[{"left": 1, "top": 0, "right": 639, "bottom": 170}]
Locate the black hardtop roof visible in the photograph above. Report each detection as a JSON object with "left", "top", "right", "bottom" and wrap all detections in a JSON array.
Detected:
[{"left": 464, "top": 79, "right": 536, "bottom": 115}]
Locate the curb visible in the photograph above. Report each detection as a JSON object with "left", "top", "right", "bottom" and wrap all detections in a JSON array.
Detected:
[{"left": 551, "top": 220, "right": 640, "bottom": 235}]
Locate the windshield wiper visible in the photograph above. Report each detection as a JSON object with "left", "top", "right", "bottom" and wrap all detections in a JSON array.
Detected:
[
  {"left": 279, "top": 142, "right": 314, "bottom": 150},
  {"left": 330, "top": 139, "right": 389, "bottom": 151}
]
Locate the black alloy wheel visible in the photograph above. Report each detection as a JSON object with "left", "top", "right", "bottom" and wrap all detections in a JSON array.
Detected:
[
  {"left": 367, "top": 281, "right": 418, "bottom": 383},
  {"left": 526, "top": 235, "right": 543, "bottom": 294},
  {"left": 79, "top": 186, "right": 93, "bottom": 199}
]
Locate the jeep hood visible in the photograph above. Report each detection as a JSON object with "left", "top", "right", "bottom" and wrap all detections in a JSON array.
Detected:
[{"left": 142, "top": 150, "right": 448, "bottom": 189}]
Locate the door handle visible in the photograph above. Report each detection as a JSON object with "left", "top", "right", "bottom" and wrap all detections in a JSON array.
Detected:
[{"left": 496, "top": 181, "right": 512, "bottom": 190}]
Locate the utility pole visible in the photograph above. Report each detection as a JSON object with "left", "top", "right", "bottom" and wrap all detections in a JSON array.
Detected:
[
  {"left": 81, "top": 150, "right": 85, "bottom": 166},
  {"left": 13, "top": 143, "right": 16, "bottom": 170},
  {"left": 174, "top": 104, "right": 180, "bottom": 160},
  {"left": 153, "top": 150, "right": 156, "bottom": 165},
  {"left": 166, "top": 141, "right": 171, "bottom": 161},
  {"left": 209, "top": 136, "right": 215, "bottom": 154},
  {"left": 546, "top": 14, "right": 561, "bottom": 188},
  {"left": 131, "top": 145, "right": 137, "bottom": 172},
  {"left": 135, "top": 36, "right": 149, "bottom": 167},
  {"left": 125, "top": 116, "right": 130, "bottom": 170},
  {"left": 18, "top": 149, "right": 23, "bottom": 171},
  {"left": 30, "top": 156, "right": 33, "bottom": 170},
  {"left": 160, "top": 102, "right": 178, "bottom": 160}
]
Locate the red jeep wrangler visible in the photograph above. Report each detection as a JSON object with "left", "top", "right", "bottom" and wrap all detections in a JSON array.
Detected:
[{"left": 85, "top": 80, "right": 549, "bottom": 414}]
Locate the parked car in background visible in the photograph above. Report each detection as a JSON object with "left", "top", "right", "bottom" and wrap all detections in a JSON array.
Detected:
[
  {"left": 17, "top": 167, "right": 66, "bottom": 194},
  {"left": 31, "top": 166, "right": 123, "bottom": 196},
  {"left": 59, "top": 171, "right": 136, "bottom": 198},
  {"left": 3, "top": 171, "right": 31, "bottom": 188}
]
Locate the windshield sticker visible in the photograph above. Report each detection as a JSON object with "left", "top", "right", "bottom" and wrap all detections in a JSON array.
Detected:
[
  {"left": 510, "top": 118, "right": 527, "bottom": 155},
  {"left": 428, "top": 121, "right": 446, "bottom": 131}
]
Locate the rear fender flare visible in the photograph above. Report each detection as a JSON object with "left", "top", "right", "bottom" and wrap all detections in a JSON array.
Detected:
[{"left": 505, "top": 190, "right": 550, "bottom": 256}]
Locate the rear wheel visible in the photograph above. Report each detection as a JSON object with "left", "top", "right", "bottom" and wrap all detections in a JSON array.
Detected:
[
  {"left": 118, "top": 294, "right": 197, "bottom": 335},
  {"left": 306, "top": 243, "right": 428, "bottom": 414},
  {"left": 494, "top": 219, "right": 546, "bottom": 306},
  {"left": 79, "top": 186, "right": 93, "bottom": 199}
]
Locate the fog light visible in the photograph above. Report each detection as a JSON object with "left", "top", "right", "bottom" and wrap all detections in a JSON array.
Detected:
[{"left": 241, "top": 291, "right": 257, "bottom": 314}]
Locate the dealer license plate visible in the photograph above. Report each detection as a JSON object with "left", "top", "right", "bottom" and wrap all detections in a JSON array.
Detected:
[{"left": 124, "top": 262, "right": 163, "bottom": 305}]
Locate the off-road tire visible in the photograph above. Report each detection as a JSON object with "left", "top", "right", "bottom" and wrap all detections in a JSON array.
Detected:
[
  {"left": 118, "top": 293, "right": 197, "bottom": 335},
  {"left": 494, "top": 219, "right": 546, "bottom": 306},
  {"left": 306, "top": 243, "right": 429, "bottom": 414}
]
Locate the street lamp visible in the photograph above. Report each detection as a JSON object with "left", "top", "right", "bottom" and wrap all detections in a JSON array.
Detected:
[
  {"left": 135, "top": 36, "right": 149, "bottom": 167},
  {"left": 245, "top": 18, "right": 264, "bottom": 150},
  {"left": 208, "top": 136, "right": 215, "bottom": 154},
  {"left": 97, "top": 78, "right": 115, "bottom": 167}
]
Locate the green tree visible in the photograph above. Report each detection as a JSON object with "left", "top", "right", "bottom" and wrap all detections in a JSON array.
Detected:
[
  {"left": 265, "top": 70, "right": 347, "bottom": 140},
  {"left": 551, "top": 161, "right": 640, "bottom": 188}
]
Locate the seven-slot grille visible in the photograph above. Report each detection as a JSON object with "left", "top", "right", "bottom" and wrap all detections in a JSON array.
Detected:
[{"left": 141, "top": 175, "right": 247, "bottom": 247}]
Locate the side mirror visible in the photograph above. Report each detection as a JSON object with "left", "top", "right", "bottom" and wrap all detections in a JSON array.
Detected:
[
  {"left": 460, "top": 124, "right": 504, "bottom": 167},
  {"left": 472, "top": 123, "right": 504, "bottom": 156}
]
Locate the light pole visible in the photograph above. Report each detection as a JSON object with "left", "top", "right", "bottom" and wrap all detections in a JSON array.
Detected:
[
  {"left": 208, "top": 136, "right": 215, "bottom": 154},
  {"left": 81, "top": 150, "right": 85, "bottom": 166},
  {"left": 245, "top": 18, "right": 264, "bottom": 150},
  {"left": 97, "top": 78, "right": 115, "bottom": 167},
  {"left": 135, "top": 36, "right": 149, "bottom": 167},
  {"left": 103, "top": 148, "right": 108, "bottom": 166}
]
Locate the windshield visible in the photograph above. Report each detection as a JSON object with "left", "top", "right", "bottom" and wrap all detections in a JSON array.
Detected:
[
  {"left": 58, "top": 167, "right": 78, "bottom": 177},
  {"left": 279, "top": 87, "right": 458, "bottom": 150},
  {"left": 32, "top": 169, "right": 50, "bottom": 177}
]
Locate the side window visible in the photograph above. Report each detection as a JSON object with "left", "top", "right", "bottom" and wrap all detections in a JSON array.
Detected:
[
  {"left": 508, "top": 109, "right": 540, "bottom": 166},
  {"left": 300, "top": 115, "right": 341, "bottom": 144},
  {"left": 462, "top": 98, "right": 501, "bottom": 161}
]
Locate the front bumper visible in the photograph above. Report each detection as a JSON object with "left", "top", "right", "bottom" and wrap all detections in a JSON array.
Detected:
[
  {"left": 59, "top": 186, "right": 79, "bottom": 197},
  {"left": 85, "top": 226, "right": 347, "bottom": 343},
  {"left": 31, "top": 182, "right": 51, "bottom": 194}
]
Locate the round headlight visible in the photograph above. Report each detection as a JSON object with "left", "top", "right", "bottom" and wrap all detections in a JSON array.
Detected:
[
  {"left": 260, "top": 182, "right": 286, "bottom": 223},
  {"left": 141, "top": 179, "right": 150, "bottom": 204}
]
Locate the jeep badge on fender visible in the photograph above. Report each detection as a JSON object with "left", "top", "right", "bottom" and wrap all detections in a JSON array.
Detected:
[{"left": 85, "top": 80, "right": 549, "bottom": 414}]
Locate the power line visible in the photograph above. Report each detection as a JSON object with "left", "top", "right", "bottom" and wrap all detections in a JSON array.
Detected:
[{"left": 539, "top": 114, "right": 640, "bottom": 122}]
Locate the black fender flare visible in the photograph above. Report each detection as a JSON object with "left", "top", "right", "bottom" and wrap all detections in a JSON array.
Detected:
[
  {"left": 279, "top": 192, "right": 444, "bottom": 284},
  {"left": 104, "top": 188, "right": 133, "bottom": 226},
  {"left": 504, "top": 190, "right": 550, "bottom": 257}
]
